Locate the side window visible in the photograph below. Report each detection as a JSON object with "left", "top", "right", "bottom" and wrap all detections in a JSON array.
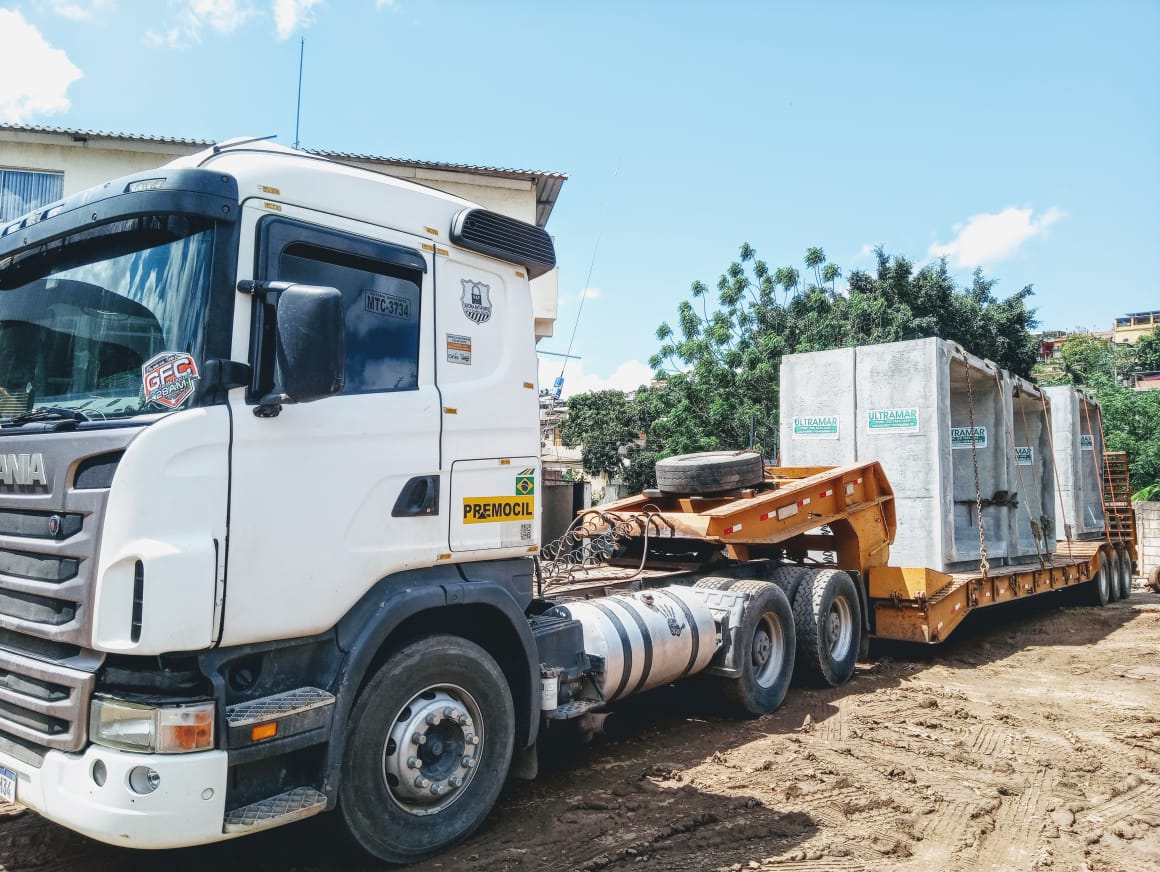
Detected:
[{"left": 257, "top": 218, "right": 427, "bottom": 396}]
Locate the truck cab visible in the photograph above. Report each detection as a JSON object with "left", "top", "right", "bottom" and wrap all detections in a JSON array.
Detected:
[{"left": 0, "top": 139, "right": 556, "bottom": 860}]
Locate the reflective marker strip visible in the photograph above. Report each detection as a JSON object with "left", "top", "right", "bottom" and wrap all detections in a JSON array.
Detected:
[
  {"left": 723, "top": 523, "right": 743, "bottom": 536},
  {"left": 819, "top": 488, "right": 833, "bottom": 499}
]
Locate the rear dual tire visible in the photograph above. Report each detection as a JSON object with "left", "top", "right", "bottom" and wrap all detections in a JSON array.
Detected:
[
  {"left": 791, "top": 569, "right": 862, "bottom": 687},
  {"left": 691, "top": 577, "right": 795, "bottom": 716}
]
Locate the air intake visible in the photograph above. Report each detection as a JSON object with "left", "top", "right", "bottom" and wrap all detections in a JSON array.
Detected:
[{"left": 450, "top": 209, "right": 556, "bottom": 279}]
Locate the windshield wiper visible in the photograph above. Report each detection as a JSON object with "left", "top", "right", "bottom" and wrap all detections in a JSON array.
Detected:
[{"left": 3, "top": 406, "right": 90, "bottom": 427}]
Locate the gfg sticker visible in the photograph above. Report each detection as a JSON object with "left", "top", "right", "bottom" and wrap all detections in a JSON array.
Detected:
[{"left": 143, "top": 352, "right": 200, "bottom": 410}]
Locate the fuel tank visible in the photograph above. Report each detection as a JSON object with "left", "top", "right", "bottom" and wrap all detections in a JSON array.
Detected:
[{"left": 548, "top": 585, "right": 718, "bottom": 702}]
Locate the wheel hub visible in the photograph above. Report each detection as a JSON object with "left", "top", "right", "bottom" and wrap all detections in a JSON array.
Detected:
[
  {"left": 752, "top": 613, "right": 785, "bottom": 687},
  {"left": 826, "top": 597, "right": 853, "bottom": 661},
  {"left": 382, "top": 687, "right": 483, "bottom": 815}
]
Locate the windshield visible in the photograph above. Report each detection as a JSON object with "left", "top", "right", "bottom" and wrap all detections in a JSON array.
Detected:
[{"left": 0, "top": 215, "right": 215, "bottom": 423}]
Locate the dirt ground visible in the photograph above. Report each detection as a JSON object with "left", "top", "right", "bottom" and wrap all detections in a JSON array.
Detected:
[{"left": 1, "top": 586, "right": 1157, "bottom": 872}]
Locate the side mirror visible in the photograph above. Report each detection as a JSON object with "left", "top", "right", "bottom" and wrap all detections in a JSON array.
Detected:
[{"left": 238, "top": 280, "right": 346, "bottom": 416}]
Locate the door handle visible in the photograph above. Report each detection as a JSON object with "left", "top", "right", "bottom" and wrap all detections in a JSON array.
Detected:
[{"left": 392, "top": 476, "right": 440, "bottom": 517}]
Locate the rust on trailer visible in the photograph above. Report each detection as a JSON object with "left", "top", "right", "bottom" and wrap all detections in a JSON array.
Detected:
[{"left": 595, "top": 461, "right": 897, "bottom": 568}]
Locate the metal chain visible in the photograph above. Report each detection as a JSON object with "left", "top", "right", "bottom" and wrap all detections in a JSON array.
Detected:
[{"left": 965, "top": 364, "right": 990, "bottom": 579}]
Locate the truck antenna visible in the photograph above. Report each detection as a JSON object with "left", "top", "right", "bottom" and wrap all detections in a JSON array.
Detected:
[{"left": 294, "top": 38, "right": 305, "bottom": 149}]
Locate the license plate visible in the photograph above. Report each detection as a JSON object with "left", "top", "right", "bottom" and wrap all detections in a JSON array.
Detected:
[{"left": 0, "top": 766, "right": 16, "bottom": 803}]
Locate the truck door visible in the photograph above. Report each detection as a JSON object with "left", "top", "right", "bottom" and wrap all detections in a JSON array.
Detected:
[{"left": 222, "top": 205, "right": 440, "bottom": 646}]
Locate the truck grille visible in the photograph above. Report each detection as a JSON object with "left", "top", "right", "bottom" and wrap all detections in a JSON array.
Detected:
[{"left": 0, "top": 433, "right": 130, "bottom": 755}]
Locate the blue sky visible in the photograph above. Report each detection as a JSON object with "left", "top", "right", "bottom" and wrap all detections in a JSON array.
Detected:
[{"left": 2, "top": 0, "right": 1157, "bottom": 397}]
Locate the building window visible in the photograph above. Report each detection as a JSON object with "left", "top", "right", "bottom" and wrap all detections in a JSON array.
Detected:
[{"left": 0, "top": 169, "right": 64, "bottom": 222}]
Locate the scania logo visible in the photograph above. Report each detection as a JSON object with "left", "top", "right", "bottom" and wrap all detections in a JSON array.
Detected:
[{"left": 0, "top": 453, "right": 48, "bottom": 487}]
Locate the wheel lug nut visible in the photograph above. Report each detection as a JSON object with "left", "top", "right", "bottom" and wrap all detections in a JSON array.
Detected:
[
  {"left": 462, "top": 756, "right": 476, "bottom": 768},
  {"left": 414, "top": 776, "right": 429, "bottom": 788},
  {"left": 449, "top": 775, "right": 462, "bottom": 788},
  {"left": 443, "top": 707, "right": 454, "bottom": 718},
  {"left": 429, "top": 782, "right": 443, "bottom": 796},
  {"left": 457, "top": 714, "right": 469, "bottom": 725},
  {"left": 426, "top": 713, "right": 441, "bottom": 725},
  {"left": 411, "top": 732, "right": 426, "bottom": 745},
  {"left": 407, "top": 756, "right": 421, "bottom": 769},
  {"left": 465, "top": 733, "right": 480, "bottom": 745}
]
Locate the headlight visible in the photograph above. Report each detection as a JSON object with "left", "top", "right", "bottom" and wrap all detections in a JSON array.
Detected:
[{"left": 90, "top": 698, "right": 215, "bottom": 753}]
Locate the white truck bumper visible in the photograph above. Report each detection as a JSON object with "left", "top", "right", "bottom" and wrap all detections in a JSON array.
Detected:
[{"left": 0, "top": 743, "right": 230, "bottom": 849}]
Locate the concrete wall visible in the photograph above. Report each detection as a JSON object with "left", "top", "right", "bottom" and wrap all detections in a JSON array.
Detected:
[
  {"left": 1007, "top": 377, "right": 1056, "bottom": 557},
  {"left": 1134, "top": 501, "right": 1160, "bottom": 581}
]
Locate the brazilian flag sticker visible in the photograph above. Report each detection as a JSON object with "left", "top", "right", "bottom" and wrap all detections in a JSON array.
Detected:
[{"left": 515, "top": 468, "right": 535, "bottom": 496}]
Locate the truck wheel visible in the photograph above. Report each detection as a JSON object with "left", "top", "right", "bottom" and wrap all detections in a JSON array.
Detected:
[
  {"left": 693, "top": 578, "right": 795, "bottom": 716},
  {"left": 339, "top": 635, "right": 514, "bottom": 864},
  {"left": 1150, "top": 565, "right": 1160, "bottom": 594},
  {"left": 655, "top": 451, "right": 764, "bottom": 494},
  {"left": 792, "top": 569, "right": 861, "bottom": 687},
  {"left": 1107, "top": 552, "right": 1121, "bottom": 602},
  {"left": 1087, "top": 554, "right": 1110, "bottom": 606},
  {"left": 1116, "top": 548, "right": 1133, "bottom": 600}
]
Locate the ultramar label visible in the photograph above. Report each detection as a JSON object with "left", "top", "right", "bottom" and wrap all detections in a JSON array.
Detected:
[
  {"left": 867, "top": 407, "right": 920, "bottom": 433},
  {"left": 792, "top": 415, "right": 839, "bottom": 439},
  {"left": 951, "top": 426, "right": 987, "bottom": 449},
  {"left": 462, "top": 496, "right": 535, "bottom": 524}
]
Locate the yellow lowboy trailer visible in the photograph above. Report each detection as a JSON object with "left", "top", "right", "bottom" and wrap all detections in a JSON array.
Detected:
[{"left": 577, "top": 459, "right": 1136, "bottom": 646}]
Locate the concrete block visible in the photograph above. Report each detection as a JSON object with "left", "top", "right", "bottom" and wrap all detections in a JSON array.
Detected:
[
  {"left": 780, "top": 338, "right": 1054, "bottom": 572},
  {"left": 1043, "top": 386, "right": 1105, "bottom": 539}
]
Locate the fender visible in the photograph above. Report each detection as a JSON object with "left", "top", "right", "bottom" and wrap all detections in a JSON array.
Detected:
[{"left": 323, "top": 563, "right": 539, "bottom": 797}]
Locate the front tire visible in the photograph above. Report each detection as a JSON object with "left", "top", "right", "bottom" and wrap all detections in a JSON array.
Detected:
[
  {"left": 339, "top": 635, "right": 515, "bottom": 864},
  {"left": 793, "top": 569, "right": 861, "bottom": 687}
]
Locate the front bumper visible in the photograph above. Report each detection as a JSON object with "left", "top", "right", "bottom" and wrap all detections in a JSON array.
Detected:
[{"left": 1, "top": 743, "right": 230, "bottom": 849}]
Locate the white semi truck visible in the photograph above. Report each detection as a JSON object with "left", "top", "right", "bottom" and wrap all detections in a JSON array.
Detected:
[
  {"left": 0, "top": 138, "right": 1133, "bottom": 865},
  {"left": 0, "top": 139, "right": 826, "bottom": 863}
]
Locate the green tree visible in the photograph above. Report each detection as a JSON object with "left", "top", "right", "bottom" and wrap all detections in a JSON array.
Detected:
[
  {"left": 643, "top": 243, "right": 1039, "bottom": 456},
  {"left": 1126, "top": 330, "right": 1160, "bottom": 374},
  {"left": 559, "top": 389, "right": 644, "bottom": 484},
  {"left": 1029, "top": 332, "right": 1160, "bottom": 492}
]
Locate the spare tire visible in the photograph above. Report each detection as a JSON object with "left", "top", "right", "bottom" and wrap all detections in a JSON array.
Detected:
[{"left": 655, "top": 451, "right": 764, "bottom": 495}]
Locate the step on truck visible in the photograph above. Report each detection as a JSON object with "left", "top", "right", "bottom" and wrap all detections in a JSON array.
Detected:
[{"left": 0, "top": 139, "right": 1137, "bottom": 864}]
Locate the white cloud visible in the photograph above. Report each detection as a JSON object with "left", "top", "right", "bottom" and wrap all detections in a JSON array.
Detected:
[
  {"left": 929, "top": 206, "right": 1064, "bottom": 269},
  {"left": 578, "top": 286, "right": 601, "bottom": 301},
  {"left": 538, "top": 356, "right": 654, "bottom": 400},
  {"left": 273, "top": 0, "right": 323, "bottom": 39},
  {"left": 46, "top": 0, "right": 117, "bottom": 21},
  {"left": 856, "top": 243, "right": 876, "bottom": 259},
  {"left": 147, "top": 0, "right": 257, "bottom": 47},
  {"left": 0, "top": 10, "right": 82, "bottom": 123}
]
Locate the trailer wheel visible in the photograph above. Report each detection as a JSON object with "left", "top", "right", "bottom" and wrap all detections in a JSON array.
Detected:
[
  {"left": 655, "top": 451, "right": 764, "bottom": 494},
  {"left": 1087, "top": 554, "right": 1110, "bottom": 607},
  {"left": 1150, "top": 566, "right": 1160, "bottom": 594},
  {"left": 792, "top": 569, "right": 861, "bottom": 687},
  {"left": 338, "top": 635, "right": 514, "bottom": 864},
  {"left": 692, "top": 578, "right": 795, "bottom": 716},
  {"left": 1116, "top": 548, "right": 1133, "bottom": 600},
  {"left": 1107, "top": 552, "right": 1121, "bottom": 602}
]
